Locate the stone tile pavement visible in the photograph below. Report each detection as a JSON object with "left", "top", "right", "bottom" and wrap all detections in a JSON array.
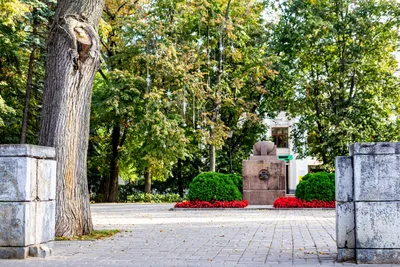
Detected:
[{"left": 1, "top": 204, "right": 399, "bottom": 267}]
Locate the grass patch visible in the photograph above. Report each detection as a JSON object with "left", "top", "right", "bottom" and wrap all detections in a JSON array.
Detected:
[{"left": 55, "top": 230, "right": 121, "bottom": 241}]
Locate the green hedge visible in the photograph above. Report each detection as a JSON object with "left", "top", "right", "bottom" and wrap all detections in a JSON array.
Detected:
[
  {"left": 228, "top": 173, "right": 243, "bottom": 193},
  {"left": 295, "top": 172, "right": 335, "bottom": 201},
  {"left": 187, "top": 172, "right": 242, "bottom": 201},
  {"left": 127, "top": 193, "right": 182, "bottom": 203}
]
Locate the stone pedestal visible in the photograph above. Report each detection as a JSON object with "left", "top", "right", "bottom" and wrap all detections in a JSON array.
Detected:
[
  {"left": 243, "top": 142, "right": 286, "bottom": 205},
  {"left": 336, "top": 142, "right": 400, "bottom": 264},
  {"left": 0, "top": 145, "right": 56, "bottom": 259}
]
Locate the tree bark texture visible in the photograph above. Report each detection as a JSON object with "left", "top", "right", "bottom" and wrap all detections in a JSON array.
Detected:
[
  {"left": 39, "top": 0, "right": 105, "bottom": 237},
  {"left": 209, "top": 144, "right": 216, "bottom": 172},
  {"left": 20, "top": 44, "right": 36, "bottom": 144},
  {"left": 21, "top": 10, "right": 38, "bottom": 144},
  {"left": 108, "top": 125, "right": 120, "bottom": 202},
  {"left": 177, "top": 159, "right": 183, "bottom": 198},
  {"left": 144, "top": 170, "right": 152, "bottom": 194}
]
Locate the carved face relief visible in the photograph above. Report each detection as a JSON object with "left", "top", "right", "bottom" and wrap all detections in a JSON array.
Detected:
[{"left": 259, "top": 169, "right": 270, "bottom": 181}]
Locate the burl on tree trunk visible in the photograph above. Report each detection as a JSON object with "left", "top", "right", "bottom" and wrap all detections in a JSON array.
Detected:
[{"left": 39, "top": 0, "right": 105, "bottom": 237}]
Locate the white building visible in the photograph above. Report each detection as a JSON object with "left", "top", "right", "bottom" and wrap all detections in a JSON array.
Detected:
[{"left": 265, "top": 112, "right": 320, "bottom": 194}]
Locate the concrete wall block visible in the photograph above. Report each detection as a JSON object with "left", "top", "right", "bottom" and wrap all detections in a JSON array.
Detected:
[
  {"left": 335, "top": 156, "right": 353, "bottom": 202},
  {"left": 29, "top": 243, "right": 53, "bottom": 258},
  {"left": 350, "top": 142, "right": 400, "bottom": 156},
  {"left": 0, "top": 157, "right": 37, "bottom": 201},
  {"left": 357, "top": 249, "right": 400, "bottom": 264},
  {"left": 0, "top": 202, "right": 35, "bottom": 247},
  {"left": 35, "top": 201, "right": 56, "bottom": 244},
  {"left": 353, "top": 155, "right": 400, "bottom": 201},
  {"left": 337, "top": 248, "right": 355, "bottom": 262},
  {"left": 0, "top": 247, "right": 29, "bottom": 259},
  {"left": 0, "top": 144, "right": 55, "bottom": 159},
  {"left": 356, "top": 202, "right": 400, "bottom": 249},
  {"left": 336, "top": 202, "right": 355, "bottom": 249},
  {"left": 37, "top": 160, "right": 57, "bottom": 200}
]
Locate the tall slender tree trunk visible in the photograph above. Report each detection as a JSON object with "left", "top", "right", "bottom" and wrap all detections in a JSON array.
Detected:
[
  {"left": 21, "top": 12, "right": 38, "bottom": 144},
  {"left": 21, "top": 46, "right": 36, "bottom": 144},
  {"left": 38, "top": 0, "right": 105, "bottom": 237},
  {"left": 177, "top": 159, "right": 183, "bottom": 197},
  {"left": 108, "top": 125, "right": 120, "bottom": 202},
  {"left": 144, "top": 169, "right": 152, "bottom": 194},
  {"left": 209, "top": 143, "right": 216, "bottom": 172}
]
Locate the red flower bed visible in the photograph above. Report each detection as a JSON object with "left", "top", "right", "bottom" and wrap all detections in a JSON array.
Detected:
[
  {"left": 273, "top": 197, "right": 335, "bottom": 208},
  {"left": 174, "top": 200, "right": 248, "bottom": 208}
]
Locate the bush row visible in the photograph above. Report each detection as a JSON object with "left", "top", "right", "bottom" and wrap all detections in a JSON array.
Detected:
[
  {"left": 175, "top": 200, "right": 248, "bottom": 208},
  {"left": 187, "top": 172, "right": 242, "bottom": 202},
  {"left": 126, "top": 193, "right": 182, "bottom": 203},
  {"left": 295, "top": 172, "right": 335, "bottom": 202}
]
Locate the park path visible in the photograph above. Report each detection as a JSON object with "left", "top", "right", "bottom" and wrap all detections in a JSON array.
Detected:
[{"left": 0, "top": 204, "right": 396, "bottom": 266}]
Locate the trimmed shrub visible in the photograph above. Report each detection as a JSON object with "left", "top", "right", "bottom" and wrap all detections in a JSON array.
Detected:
[
  {"left": 295, "top": 172, "right": 335, "bottom": 201},
  {"left": 187, "top": 172, "right": 242, "bottom": 201},
  {"left": 175, "top": 200, "right": 248, "bottom": 208},
  {"left": 126, "top": 193, "right": 181, "bottom": 203},
  {"left": 228, "top": 173, "right": 243, "bottom": 193}
]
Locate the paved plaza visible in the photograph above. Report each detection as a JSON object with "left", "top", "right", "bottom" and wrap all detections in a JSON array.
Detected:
[{"left": 0, "top": 204, "right": 398, "bottom": 266}]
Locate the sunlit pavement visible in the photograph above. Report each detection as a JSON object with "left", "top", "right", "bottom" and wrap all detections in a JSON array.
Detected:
[{"left": 0, "top": 204, "right": 397, "bottom": 266}]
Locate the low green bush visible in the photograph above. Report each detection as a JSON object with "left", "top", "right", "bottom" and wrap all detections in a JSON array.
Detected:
[
  {"left": 187, "top": 172, "right": 242, "bottom": 202},
  {"left": 228, "top": 173, "right": 243, "bottom": 193},
  {"left": 126, "top": 193, "right": 181, "bottom": 203},
  {"left": 295, "top": 172, "right": 335, "bottom": 201}
]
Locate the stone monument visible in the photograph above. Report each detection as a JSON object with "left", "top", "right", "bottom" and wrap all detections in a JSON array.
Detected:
[
  {"left": 0, "top": 145, "right": 56, "bottom": 259},
  {"left": 336, "top": 142, "right": 400, "bottom": 264},
  {"left": 242, "top": 141, "right": 286, "bottom": 205}
]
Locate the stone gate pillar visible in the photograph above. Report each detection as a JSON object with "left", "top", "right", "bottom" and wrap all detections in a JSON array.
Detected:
[
  {"left": 336, "top": 142, "right": 400, "bottom": 264},
  {"left": 0, "top": 145, "right": 56, "bottom": 259}
]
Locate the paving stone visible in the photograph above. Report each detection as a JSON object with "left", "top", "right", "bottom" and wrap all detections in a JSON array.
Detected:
[{"left": 0, "top": 204, "right": 387, "bottom": 266}]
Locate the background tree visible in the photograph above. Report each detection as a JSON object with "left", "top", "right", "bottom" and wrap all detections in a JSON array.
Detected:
[
  {"left": 0, "top": 0, "right": 56, "bottom": 144},
  {"left": 269, "top": 0, "right": 400, "bottom": 168},
  {"left": 39, "top": 0, "right": 106, "bottom": 236}
]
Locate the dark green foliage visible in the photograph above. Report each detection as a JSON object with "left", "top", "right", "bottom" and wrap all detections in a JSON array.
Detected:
[
  {"left": 295, "top": 172, "right": 335, "bottom": 201},
  {"left": 188, "top": 172, "right": 242, "bottom": 202},
  {"left": 126, "top": 193, "right": 182, "bottom": 203},
  {"left": 227, "top": 174, "right": 243, "bottom": 194}
]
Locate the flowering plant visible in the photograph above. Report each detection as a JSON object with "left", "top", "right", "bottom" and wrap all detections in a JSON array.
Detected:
[
  {"left": 273, "top": 197, "right": 335, "bottom": 208},
  {"left": 174, "top": 200, "right": 248, "bottom": 208}
]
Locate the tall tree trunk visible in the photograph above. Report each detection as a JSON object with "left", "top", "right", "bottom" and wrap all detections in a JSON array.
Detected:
[
  {"left": 21, "top": 12, "right": 38, "bottom": 144},
  {"left": 209, "top": 143, "right": 216, "bottom": 172},
  {"left": 108, "top": 125, "right": 120, "bottom": 202},
  {"left": 20, "top": 46, "right": 36, "bottom": 144},
  {"left": 177, "top": 159, "right": 183, "bottom": 198},
  {"left": 144, "top": 169, "right": 152, "bottom": 194},
  {"left": 38, "top": 0, "right": 105, "bottom": 237}
]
